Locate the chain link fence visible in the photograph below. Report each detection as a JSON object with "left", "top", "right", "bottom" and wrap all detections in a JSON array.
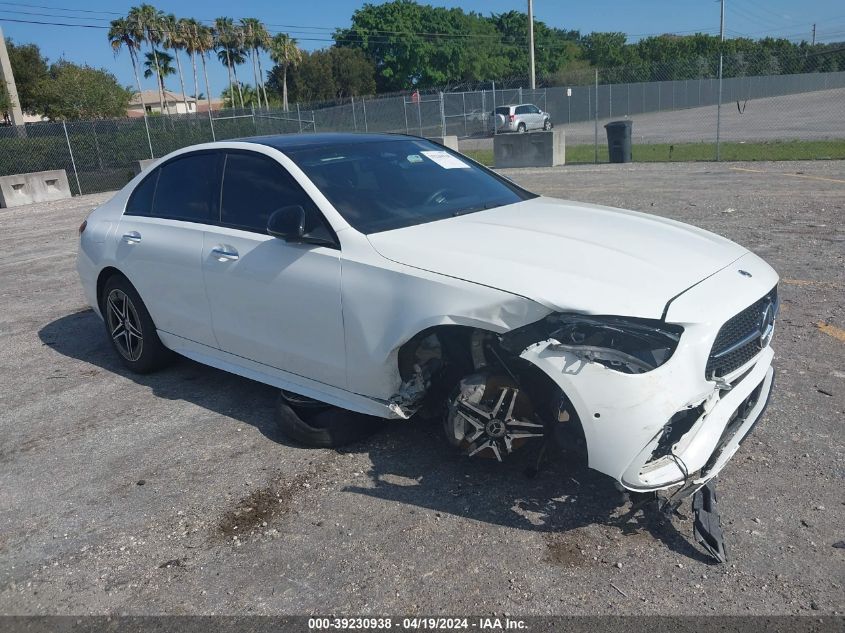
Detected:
[{"left": 1, "top": 52, "right": 843, "bottom": 197}]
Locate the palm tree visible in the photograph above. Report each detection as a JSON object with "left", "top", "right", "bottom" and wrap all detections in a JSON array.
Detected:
[
  {"left": 162, "top": 14, "right": 190, "bottom": 113},
  {"left": 108, "top": 16, "right": 153, "bottom": 156},
  {"left": 180, "top": 18, "right": 205, "bottom": 114},
  {"left": 214, "top": 17, "right": 245, "bottom": 109},
  {"left": 269, "top": 33, "right": 302, "bottom": 111},
  {"left": 240, "top": 18, "right": 270, "bottom": 109},
  {"left": 128, "top": 4, "right": 168, "bottom": 115},
  {"left": 143, "top": 49, "right": 176, "bottom": 106},
  {"left": 196, "top": 25, "right": 216, "bottom": 121}
]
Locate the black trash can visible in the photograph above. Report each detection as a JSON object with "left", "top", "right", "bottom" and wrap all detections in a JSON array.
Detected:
[{"left": 604, "top": 120, "right": 633, "bottom": 163}]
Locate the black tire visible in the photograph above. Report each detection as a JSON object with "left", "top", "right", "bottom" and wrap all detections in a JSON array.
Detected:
[
  {"left": 543, "top": 118, "right": 552, "bottom": 131},
  {"left": 101, "top": 274, "right": 174, "bottom": 374},
  {"left": 275, "top": 394, "right": 385, "bottom": 448},
  {"left": 517, "top": 122, "right": 527, "bottom": 133}
]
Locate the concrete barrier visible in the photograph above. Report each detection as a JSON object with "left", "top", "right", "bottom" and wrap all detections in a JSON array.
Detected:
[
  {"left": 134, "top": 158, "right": 156, "bottom": 175},
  {"left": 494, "top": 130, "right": 565, "bottom": 168},
  {"left": 0, "top": 170, "right": 72, "bottom": 208},
  {"left": 427, "top": 135, "right": 459, "bottom": 151}
]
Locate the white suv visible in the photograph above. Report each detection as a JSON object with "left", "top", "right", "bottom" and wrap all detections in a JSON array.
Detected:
[
  {"left": 78, "top": 134, "right": 777, "bottom": 560},
  {"left": 491, "top": 103, "right": 553, "bottom": 133}
]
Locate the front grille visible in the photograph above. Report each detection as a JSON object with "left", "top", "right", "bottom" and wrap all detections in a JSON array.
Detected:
[{"left": 706, "top": 286, "right": 777, "bottom": 378}]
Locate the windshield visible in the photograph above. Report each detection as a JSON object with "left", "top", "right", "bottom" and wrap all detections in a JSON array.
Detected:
[{"left": 284, "top": 138, "right": 536, "bottom": 234}]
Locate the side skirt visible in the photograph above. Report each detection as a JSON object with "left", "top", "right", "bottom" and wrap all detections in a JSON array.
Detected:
[{"left": 157, "top": 331, "right": 403, "bottom": 420}]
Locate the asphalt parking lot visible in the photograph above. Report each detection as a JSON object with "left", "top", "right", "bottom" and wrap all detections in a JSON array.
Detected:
[{"left": 1, "top": 160, "right": 843, "bottom": 615}]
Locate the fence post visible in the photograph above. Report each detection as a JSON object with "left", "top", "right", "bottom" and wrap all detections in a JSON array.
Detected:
[
  {"left": 716, "top": 53, "right": 724, "bottom": 161},
  {"left": 462, "top": 92, "right": 467, "bottom": 137},
  {"left": 142, "top": 113, "right": 154, "bottom": 158},
  {"left": 491, "top": 81, "right": 496, "bottom": 136},
  {"left": 296, "top": 104, "right": 303, "bottom": 133},
  {"left": 403, "top": 97, "right": 409, "bottom": 134},
  {"left": 352, "top": 96, "right": 357, "bottom": 132},
  {"left": 439, "top": 91, "right": 445, "bottom": 138},
  {"left": 594, "top": 69, "right": 599, "bottom": 164},
  {"left": 62, "top": 120, "right": 82, "bottom": 196},
  {"left": 609, "top": 83, "right": 612, "bottom": 119},
  {"left": 518, "top": 86, "right": 523, "bottom": 104},
  {"left": 362, "top": 97, "right": 368, "bottom": 132},
  {"left": 481, "top": 91, "right": 486, "bottom": 133},
  {"left": 251, "top": 103, "right": 257, "bottom": 135}
]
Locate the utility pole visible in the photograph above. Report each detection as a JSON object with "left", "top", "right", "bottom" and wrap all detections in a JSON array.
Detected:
[
  {"left": 812, "top": 23, "right": 816, "bottom": 45},
  {"left": 715, "top": 0, "right": 725, "bottom": 161},
  {"left": 0, "top": 25, "right": 24, "bottom": 126},
  {"left": 527, "top": 0, "right": 536, "bottom": 90}
]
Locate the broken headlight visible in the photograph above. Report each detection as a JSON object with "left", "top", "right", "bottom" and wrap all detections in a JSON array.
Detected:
[{"left": 503, "top": 314, "right": 684, "bottom": 374}]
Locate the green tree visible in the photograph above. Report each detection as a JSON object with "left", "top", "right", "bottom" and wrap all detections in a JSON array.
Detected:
[
  {"left": 36, "top": 61, "right": 132, "bottom": 120},
  {"left": 6, "top": 40, "right": 49, "bottom": 113},
  {"left": 334, "top": 0, "right": 508, "bottom": 91},
  {"left": 181, "top": 18, "right": 215, "bottom": 115},
  {"left": 214, "top": 17, "right": 246, "bottom": 108},
  {"left": 143, "top": 49, "right": 175, "bottom": 94},
  {"left": 241, "top": 18, "right": 271, "bottom": 109},
  {"left": 108, "top": 17, "right": 148, "bottom": 116},
  {"left": 162, "top": 14, "right": 190, "bottom": 111},
  {"left": 329, "top": 47, "right": 376, "bottom": 98},
  {"left": 269, "top": 33, "right": 302, "bottom": 110},
  {"left": 0, "top": 81, "right": 12, "bottom": 122},
  {"left": 128, "top": 4, "right": 168, "bottom": 114},
  {"left": 489, "top": 10, "right": 580, "bottom": 79}
]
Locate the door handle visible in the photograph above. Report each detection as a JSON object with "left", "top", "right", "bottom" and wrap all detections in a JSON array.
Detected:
[
  {"left": 211, "top": 245, "right": 239, "bottom": 261},
  {"left": 122, "top": 231, "right": 141, "bottom": 244}
]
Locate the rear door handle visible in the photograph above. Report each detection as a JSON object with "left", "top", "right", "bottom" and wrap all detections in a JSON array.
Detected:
[
  {"left": 211, "top": 245, "right": 239, "bottom": 261},
  {"left": 122, "top": 231, "right": 141, "bottom": 244}
]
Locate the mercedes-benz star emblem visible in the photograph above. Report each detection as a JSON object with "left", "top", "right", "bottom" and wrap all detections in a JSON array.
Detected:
[{"left": 758, "top": 300, "right": 776, "bottom": 348}]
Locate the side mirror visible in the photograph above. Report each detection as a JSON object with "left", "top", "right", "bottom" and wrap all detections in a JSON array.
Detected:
[
  {"left": 267, "top": 205, "right": 305, "bottom": 241},
  {"left": 267, "top": 205, "right": 338, "bottom": 248}
]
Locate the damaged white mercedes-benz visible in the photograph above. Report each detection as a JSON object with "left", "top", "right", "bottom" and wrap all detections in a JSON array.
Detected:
[{"left": 78, "top": 134, "right": 777, "bottom": 561}]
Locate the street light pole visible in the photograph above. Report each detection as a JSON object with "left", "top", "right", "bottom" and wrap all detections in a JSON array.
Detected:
[
  {"left": 0, "top": 25, "right": 24, "bottom": 126},
  {"left": 527, "top": 0, "right": 536, "bottom": 90}
]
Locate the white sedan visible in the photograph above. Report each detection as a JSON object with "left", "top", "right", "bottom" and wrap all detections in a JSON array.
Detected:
[{"left": 77, "top": 133, "right": 777, "bottom": 559}]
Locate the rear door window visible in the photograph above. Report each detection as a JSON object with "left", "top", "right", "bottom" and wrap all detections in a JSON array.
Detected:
[{"left": 151, "top": 152, "right": 219, "bottom": 223}]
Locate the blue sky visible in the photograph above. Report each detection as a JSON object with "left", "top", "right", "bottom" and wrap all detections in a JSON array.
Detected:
[{"left": 1, "top": 0, "right": 844, "bottom": 99}]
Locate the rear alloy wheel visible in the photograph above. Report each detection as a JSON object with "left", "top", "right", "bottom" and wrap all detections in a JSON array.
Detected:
[
  {"left": 102, "top": 275, "right": 173, "bottom": 373},
  {"left": 517, "top": 122, "right": 527, "bottom": 134}
]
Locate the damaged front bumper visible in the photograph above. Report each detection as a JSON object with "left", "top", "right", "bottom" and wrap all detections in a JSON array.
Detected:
[{"left": 521, "top": 335, "right": 775, "bottom": 492}]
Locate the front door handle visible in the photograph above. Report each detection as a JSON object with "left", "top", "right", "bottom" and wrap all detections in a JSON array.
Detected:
[
  {"left": 211, "top": 245, "right": 239, "bottom": 261},
  {"left": 122, "top": 231, "right": 141, "bottom": 244}
]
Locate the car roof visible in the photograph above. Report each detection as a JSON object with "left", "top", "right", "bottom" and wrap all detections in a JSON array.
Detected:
[{"left": 235, "top": 132, "right": 418, "bottom": 152}]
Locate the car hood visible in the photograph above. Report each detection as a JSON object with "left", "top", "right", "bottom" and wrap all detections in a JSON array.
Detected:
[{"left": 366, "top": 197, "right": 748, "bottom": 319}]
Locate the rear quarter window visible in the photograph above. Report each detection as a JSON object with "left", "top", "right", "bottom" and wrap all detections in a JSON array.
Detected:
[{"left": 124, "top": 169, "right": 159, "bottom": 217}]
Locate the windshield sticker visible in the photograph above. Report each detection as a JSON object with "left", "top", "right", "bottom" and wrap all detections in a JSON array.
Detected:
[
  {"left": 407, "top": 154, "right": 424, "bottom": 163},
  {"left": 420, "top": 150, "right": 471, "bottom": 169}
]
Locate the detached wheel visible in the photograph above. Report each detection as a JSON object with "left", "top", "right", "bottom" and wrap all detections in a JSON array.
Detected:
[
  {"left": 275, "top": 393, "right": 385, "bottom": 448},
  {"left": 101, "top": 275, "right": 173, "bottom": 373}
]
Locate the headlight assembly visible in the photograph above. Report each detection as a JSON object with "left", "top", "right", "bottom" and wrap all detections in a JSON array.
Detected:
[{"left": 501, "top": 314, "right": 684, "bottom": 374}]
